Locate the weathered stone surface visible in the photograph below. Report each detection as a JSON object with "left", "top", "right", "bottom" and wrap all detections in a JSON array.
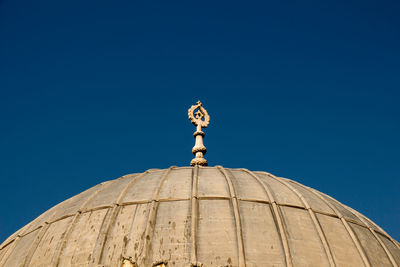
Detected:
[{"left": 0, "top": 166, "right": 399, "bottom": 267}]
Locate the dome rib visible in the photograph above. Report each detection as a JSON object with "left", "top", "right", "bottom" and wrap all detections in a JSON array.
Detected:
[
  {"left": 304, "top": 181, "right": 382, "bottom": 266},
  {"left": 315, "top": 187, "right": 399, "bottom": 267},
  {"left": 190, "top": 166, "right": 199, "bottom": 266},
  {"left": 290, "top": 178, "right": 371, "bottom": 267},
  {"left": 352, "top": 208, "right": 399, "bottom": 267},
  {"left": 138, "top": 167, "right": 174, "bottom": 266},
  {"left": 287, "top": 178, "right": 372, "bottom": 267},
  {"left": 0, "top": 181, "right": 106, "bottom": 267},
  {"left": 266, "top": 173, "right": 336, "bottom": 267},
  {"left": 243, "top": 169, "right": 293, "bottom": 267},
  {"left": 0, "top": 215, "right": 32, "bottom": 251},
  {"left": 217, "top": 166, "right": 246, "bottom": 267},
  {"left": 52, "top": 182, "right": 108, "bottom": 266},
  {"left": 1, "top": 166, "right": 399, "bottom": 267},
  {"left": 352, "top": 205, "right": 396, "bottom": 241},
  {"left": 21, "top": 216, "right": 51, "bottom": 266},
  {"left": 93, "top": 171, "right": 150, "bottom": 265},
  {"left": 353, "top": 206, "right": 400, "bottom": 252},
  {"left": 0, "top": 231, "right": 19, "bottom": 265}
]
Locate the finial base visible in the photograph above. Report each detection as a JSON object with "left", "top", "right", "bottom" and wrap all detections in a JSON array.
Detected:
[{"left": 190, "top": 157, "right": 208, "bottom": 166}]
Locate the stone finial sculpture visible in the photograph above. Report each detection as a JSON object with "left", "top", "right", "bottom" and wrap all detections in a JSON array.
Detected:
[{"left": 188, "top": 101, "right": 210, "bottom": 166}]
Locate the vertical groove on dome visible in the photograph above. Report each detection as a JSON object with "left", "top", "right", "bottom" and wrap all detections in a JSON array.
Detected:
[
  {"left": 121, "top": 203, "right": 140, "bottom": 261},
  {"left": 138, "top": 167, "right": 174, "bottom": 266},
  {"left": 355, "top": 209, "right": 391, "bottom": 236},
  {"left": 190, "top": 166, "right": 199, "bottom": 265},
  {"left": 0, "top": 234, "right": 17, "bottom": 253},
  {"left": 0, "top": 237, "right": 19, "bottom": 266},
  {"left": 217, "top": 166, "right": 246, "bottom": 267},
  {"left": 316, "top": 188, "right": 397, "bottom": 267},
  {"left": 0, "top": 206, "right": 54, "bottom": 266},
  {"left": 267, "top": 174, "right": 336, "bottom": 267},
  {"left": 0, "top": 244, "right": 8, "bottom": 262},
  {"left": 286, "top": 179, "right": 371, "bottom": 267},
  {"left": 0, "top": 242, "right": 11, "bottom": 263},
  {"left": 0, "top": 212, "right": 38, "bottom": 252},
  {"left": 51, "top": 182, "right": 108, "bottom": 266},
  {"left": 7, "top": 226, "right": 45, "bottom": 267},
  {"left": 351, "top": 210, "right": 398, "bottom": 267},
  {"left": 21, "top": 222, "right": 51, "bottom": 266},
  {"left": 353, "top": 208, "right": 392, "bottom": 237},
  {"left": 243, "top": 169, "right": 293, "bottom": 267},
  {"left": 93, "top": 172, "right": 147, "bottom": 265},
  {"left": 0, "top": 184, "right": 106, "bottom": 266},
  {"left": 291, "top": 181, "right": 371, "bottom": 267},
  {"left": 349, "top": 207, "right": 400, "bottom": 252},
  {"left": 1, "top": 167, "right": 399, "bottom": 267}
]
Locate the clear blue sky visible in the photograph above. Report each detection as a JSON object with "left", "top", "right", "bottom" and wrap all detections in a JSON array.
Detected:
[{"left": 0, "top": 0, "right": 399, "bottom": 243}]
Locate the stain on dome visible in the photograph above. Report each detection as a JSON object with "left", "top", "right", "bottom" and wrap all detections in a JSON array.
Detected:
[{"left": 0, "top": 166, "right": 399, "bottom": 266}]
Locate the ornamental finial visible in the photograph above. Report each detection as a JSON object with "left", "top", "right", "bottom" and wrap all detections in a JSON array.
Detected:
[{"left": 188, "top": 101, "right": 210, "bottom": 166}]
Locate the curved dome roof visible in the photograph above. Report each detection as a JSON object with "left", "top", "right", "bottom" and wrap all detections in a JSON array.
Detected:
[{"left": 1, "top": 166, "right": 399, "bottom": 267}]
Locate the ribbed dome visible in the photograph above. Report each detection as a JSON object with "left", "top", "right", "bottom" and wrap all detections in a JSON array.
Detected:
[{"left": 1, "top": 166, "right": 399, "bottom": 267}]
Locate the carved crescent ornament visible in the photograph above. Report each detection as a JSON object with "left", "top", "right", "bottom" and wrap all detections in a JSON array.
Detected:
[{"left": 188, "top": 101, "right": 210, "bottom": 128}]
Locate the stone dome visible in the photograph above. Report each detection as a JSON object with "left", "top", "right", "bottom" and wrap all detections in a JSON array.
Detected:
[{"left": 1, "top": 166, "right": 399, "bottom": 267}]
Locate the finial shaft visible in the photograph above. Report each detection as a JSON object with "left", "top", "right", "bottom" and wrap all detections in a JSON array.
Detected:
[{"left": 188, "top": 101, "right": 210, "bottom": 166}]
